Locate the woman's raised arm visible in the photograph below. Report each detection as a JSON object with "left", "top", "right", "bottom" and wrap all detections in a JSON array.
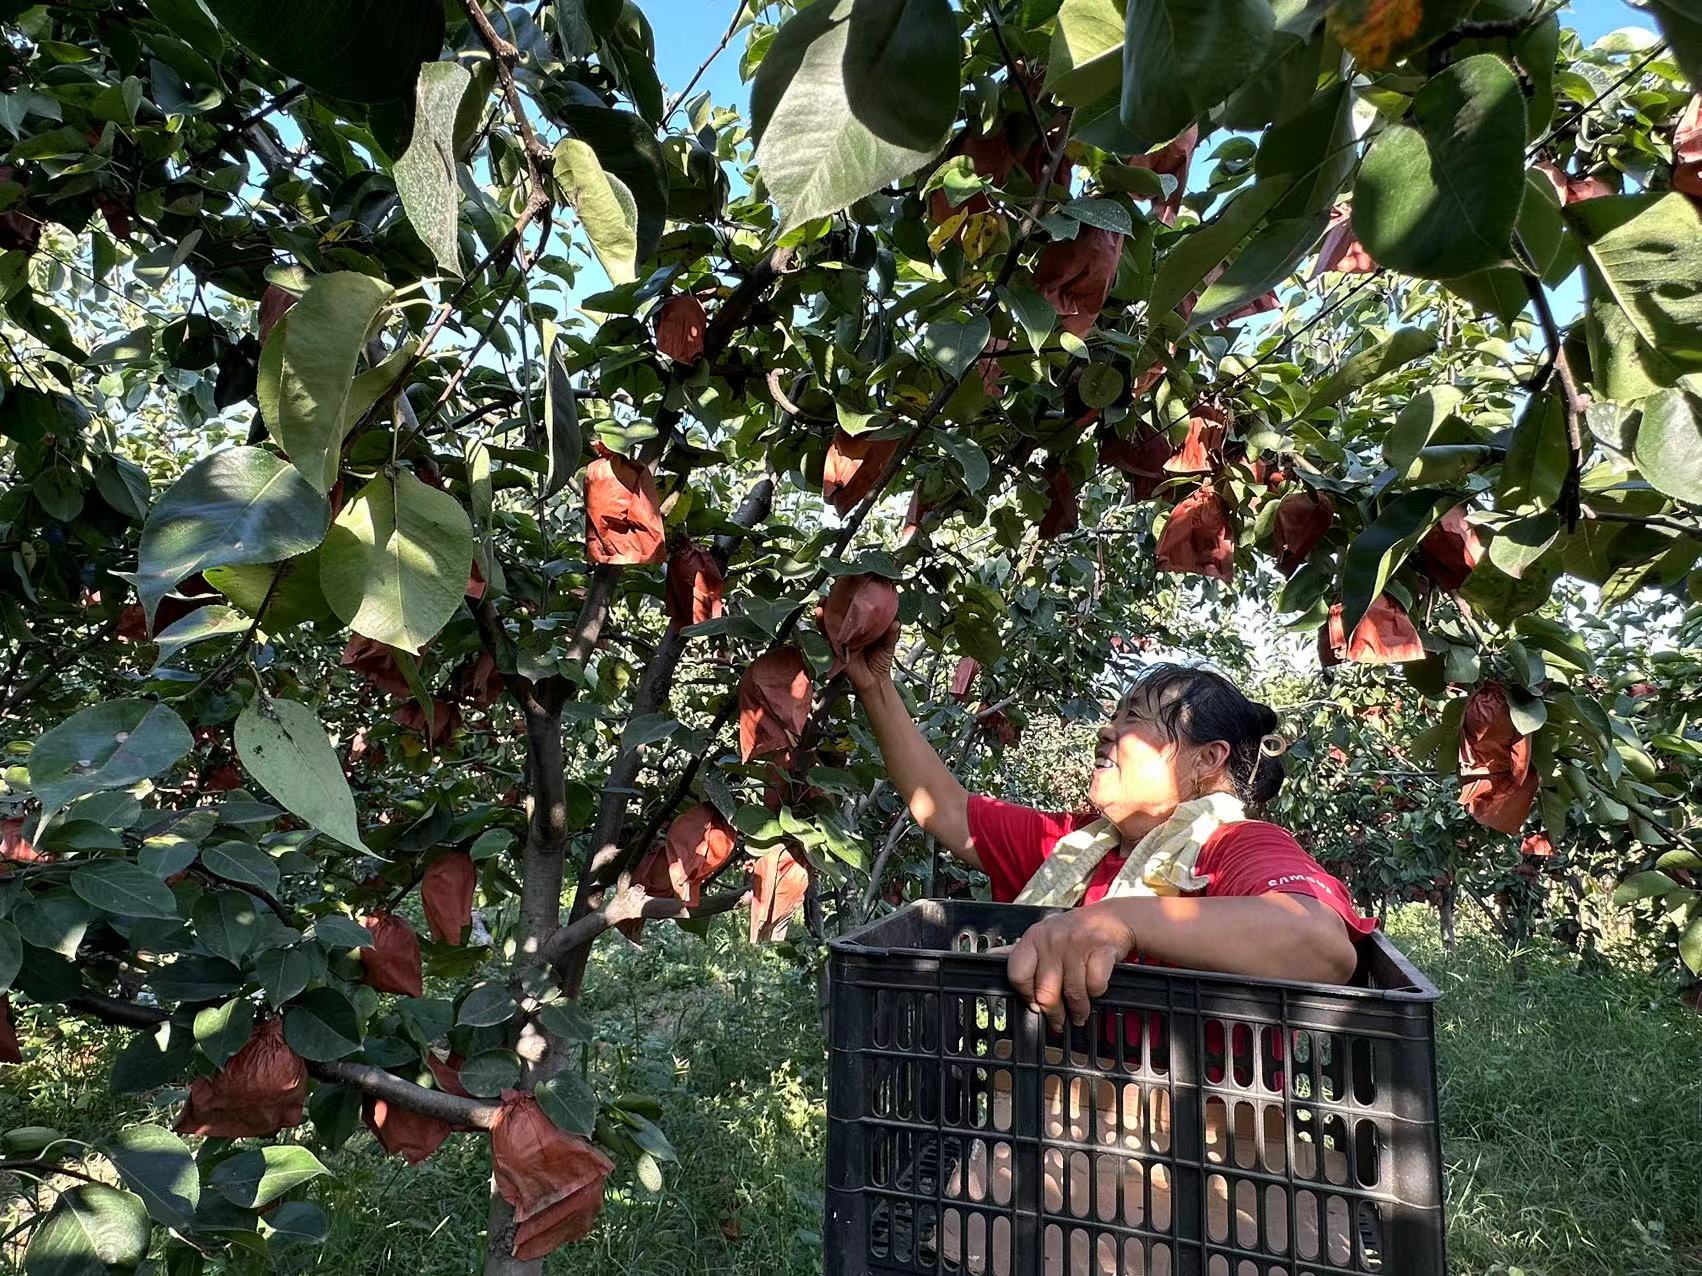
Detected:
[{"left": 846, "top": 625, "right": 978, "bottom": 868}]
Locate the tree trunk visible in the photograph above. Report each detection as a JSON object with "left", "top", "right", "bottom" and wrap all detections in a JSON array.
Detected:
[
  {"left": 482, "top": 699, "right": 570, "bottom": 1276},
  {"left": 1438, "top": 891, "right": 1457, "bottom": 955}
]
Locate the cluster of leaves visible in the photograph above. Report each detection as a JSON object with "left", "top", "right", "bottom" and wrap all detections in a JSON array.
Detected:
[{"left": 1, "top": 0, "right": 1701, "bottom": 1268}]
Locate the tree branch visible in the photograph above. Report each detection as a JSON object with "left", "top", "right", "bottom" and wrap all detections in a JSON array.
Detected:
[
  {"left": 310, "top": 1059, "right": 501, "bottom": 1128},
  {"left": 540, "top": 882, "right": 751, "bottom": 967},
  {"left": 1519, "top": 263, "right": 1586, "bottom": 529}
]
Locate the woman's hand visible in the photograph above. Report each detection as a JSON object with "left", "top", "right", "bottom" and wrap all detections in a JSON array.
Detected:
[
  {"left": 844, "top": 621, "right": 899, "bottom": 693},
  {"left": 1007, "top": 902, "right": 1137, "bottom": 1031}
]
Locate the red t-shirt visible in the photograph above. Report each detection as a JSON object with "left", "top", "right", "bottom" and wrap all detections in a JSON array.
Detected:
[{"left": 966, "top": 796, "right": 1376, "bottom": 941}]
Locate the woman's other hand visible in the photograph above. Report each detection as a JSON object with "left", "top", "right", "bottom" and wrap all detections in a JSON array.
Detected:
[
  {"left": 1007, "top": 902, "right": 1137, "bottom": 1031},
  {"left": 845, "top": 621, "right": 899, "bottom": 693}
]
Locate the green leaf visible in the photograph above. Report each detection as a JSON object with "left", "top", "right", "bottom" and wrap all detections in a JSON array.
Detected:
[
  {"left": 395, "top": 62, "right": 469, "bottom": 276},
  {"left": 307, "top": 1084, "right": 362, "bottom": 1153},
  {"left": 1498, "top": 391, "right": 1569, "bottom": 511},
  {"left": 1325, "top": 0, "right": 1477, "bottom": 68},
  {"left": 1148, "top": 180, "right": 1288, "bottom": 319},
  {"left": 1046, "top": 0, "right": 1125, "bottom": 104},
  {"left": 236, "top": 695, "right": 367, "bottom": 853},
  {"left": 150, "top": 605, "right": 249, "bottom": 672},
  {"left": 536, "top": 1000, "right": 594, "bottom": 1045},
  {"left": 1459, "top": 552, "right": 1563, "bottom": 627},
  {"left": 310, "top": 914, "right": 374, "bottom": 950},
  {"left": 29, "top": 700, "right": 193, "bottom": 817},
  {"left": 1648, "top": 0, "right": 1702, "bottom": 89},
  {"left": 199, "top": 841, "right": 281, "bottom": 896},
  {"left": 1353, "top": 54, "right": 1525, "bottom": 280},
  {"left": 1119, "top": 0, "right": 1272, "bottom": 151},
  {"left": 283, "top": 987, "right": 362, "bottom": 1061},
  {"left": 1634, "top": 387, "right": 1702, "bottom": 504},
  {"left": 203, "top": 0, "right": 444, "bottom": 103},
  {"left": 555, "top": 105, "right": 669, "bottom": 270},
  {"left": 457, "top": 1048, "right": 521, "bottom": 1097},
  {"left": 0, "top": 921, "right": 21, "bottom": 992},
  {"left": 263, "top": 1200, "right": 330, "bottom": 1248},
  {"left": 1444, "top": 169, "right": 1566, "bottom": 323},
  {"left": 924, "top": 315, "right": 991, "bottom": 382},
  {"left": 23, "top": 1185, "right": 149, "bottom": 1276},
  {"left": 750, "top": 0, "right": 959, "bottom": 233},
  {"left": 1339, "top": 489, "right": 1452, "bottom": 635},
  {"left": 457, "top": 981, "right": 516, "bottom": 1028},
  {"left": 320, "top": 469, "right": 475, "bottom": 655},
  {"left": 1682, "top": 910, "right": 1702, "bottom": 976},
  {"left": 104, "top": 1125, "right": 199, "bottom": 1231},
  {"left": 125, "top": 445, "right": 330, "bottom": 628},
  {"left": 1569, "top": 194, "right": 1702, "bottom": 401},
  {"left": 193, "top": 997, "right": 255, "bottom": 1068},
  {"left": 998, "top": 283, "right": 1056, "bottom": 352},
  {"left": 553, "top": 137, "right": 640, "bottom": 285},
  {"left": 93, "top": 454, "right": 150, "bottom": 522},
  {"left": 935, "top": 431, "right": 992, "bottom": 494},
  {"left": 1302, "top": 327, "right": 1438, "bottom": 416},
  {"left": 210, "top": 1145, "right": 327, "bottom": 1209},
  {"left": 543, "top": 322, "right": 582, "bottom": 499},
  {"left": 1613, "top": 869, "right": 1678, "bottom": 904},
  {"left": 111, "top": 1024, "right": 194, "bottom": 1094},
  {"left": 1383, "top": 386, "right": 1463, "bottom": 476},
  {"left": 256, "top": 945, "right": 320, "bottom": 1007},
  {"left": 206, "top": 556, "right": 333, "bottom": 630},
  {"left": 1486, "top": 512, "right": 1561, "bottom": 581},
  {"left": 14, "top": 893, "right": 90, "bottom": 960},
  {"left": 148, "top": 956, "right": 243, "bottom": 1005},
  {"left": 536, "top": 1072, "right": 599, "bottom": 1135},
  {"left": 71, "top": 861, "right": 182, "bottom": 921},
  {"left": 275, "top": 273, "right": 394, "bottom": 494},
  {"left": 192, "top": 890, "right": 262, "bottom": 966}
]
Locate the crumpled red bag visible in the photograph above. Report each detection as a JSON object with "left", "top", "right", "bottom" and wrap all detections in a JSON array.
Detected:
[
  {"left": 816, "top": 574, "right": 899, "bottom": 677},
  {"left": 258, "top": 284, "right": 297, "bottom": 345},
  {"left": 665, "top": 541, "right": 724, "bottom": 628},
  {"left": 822, "top": 429, "right": 900, "bottom": 516},
  {"left": 1534, "top": 159, "right": 1614, "bottom": 204},
  {"left": 490, "top": 1090, "right": 615, "bottom": 1259},
  {"left": 585, "top": 444, "right": 666, "bottom": 565},
  {"left": 453, "top": 651, "right": 503, "bottom": 708},
  {"left": 1273, "top": 490, "right": 1335, "bottom": 575},
  {"left": 1155, "top": 487, "right": 1234, "bottom": 582},
  {"left": 749, "top": 846, "right": 810, "bottom": 944},
  {"left": 1458, "top": 682, "right": 1538, "bottom": 835},
  {"left": 1313, "top": 204, "right": 1377, "bottom": 276},
  {"left": 1164, "top": 405, "right": 1227, "bottom": 474},
  {"left": 655, "top": 293, "right": 708, "bottom": 364},
  {"left": 951, "top": 657, "right": 979, "bottom": 703},
  {"left": 975, "top": 336, "right": 1010, "bottom": 398},
  {"left": 1223, "top": 289, "right": 1280, "bottom": 322},
  {"left": 1520, "top": 831, "right": 1555, "bottom": 858},
  {"left": 175, "top": 1016, "right": 307, "bottom": 1137},
  {"left": 900, "top": 486, "right": 930, "bottom": 544},
  {"left": 1325, "top": 596, "right": 1424, "bottom": 665},
  {"left": 364, "top": 1052, "right": 471, "bottom": 1161},
  {"left": 0, "top": 997, "right": 20, "bottom": 1065},
  {"left": 978, "top": 704, "right": 1020, "bottom": 747},
  {"left": 928, "top": 124, "right": 1017, "bottom": 226},
  {"left": 393, "top": 697, "right": 461, "bottom": 748},
  {"left": 1038, "top": 465, "right": 1079, "bottom": 540},
  {"left": 1123, "top": 124, "right": 1197, "bottom": 227},
  {"left": 1033, "top": 225, "right": 1123, "bottom": 336},
  {"left": 1, "top": 819, "right": 47, "bottom": 869},
  {"left": 655, "top": 804, "right": 738, "bottom": 905},
  {"left": 1418, "top": 505, "right": 1484, "bottom": 592},
  {"left": 422, "top": 851, "right": 477, "bottom": 946},
  {"left": 342, "top": 635, "right": 413, "bottom": 697},
  {"left": 1676, "top": 96, "right": 1702, "bottom": 199},
  {"left": 738, "top": 647, "right": 812, "bottom": 762},
  {"left": 1100, "top": 426, "right": 1171, "bottom": 500},
  {"left": 361, "top": 912, "right": 424, "bottom": 997}
]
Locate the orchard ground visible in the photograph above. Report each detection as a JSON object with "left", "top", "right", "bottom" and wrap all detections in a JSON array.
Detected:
[{"left": 3, "top": 905, "right": 1698, "bottom": 1276}]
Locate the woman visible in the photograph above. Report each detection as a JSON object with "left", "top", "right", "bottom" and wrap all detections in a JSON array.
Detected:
[{"left": 847, "top": 626, "right": 1374, "bottom": 1031}]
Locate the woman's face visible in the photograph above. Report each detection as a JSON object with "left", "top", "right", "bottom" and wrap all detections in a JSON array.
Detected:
[{"left": 1088, "top": 686, "right": 1225, "bottom": 830}]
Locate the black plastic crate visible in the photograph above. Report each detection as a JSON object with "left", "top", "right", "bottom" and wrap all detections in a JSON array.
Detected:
[{"left": 826, "top": 900, "right": 1444, "bottom": 1276}]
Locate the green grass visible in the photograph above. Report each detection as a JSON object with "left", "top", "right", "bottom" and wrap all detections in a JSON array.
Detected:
[{"left": 2, "top": 909, "right": 1700, "bottom": 1274}]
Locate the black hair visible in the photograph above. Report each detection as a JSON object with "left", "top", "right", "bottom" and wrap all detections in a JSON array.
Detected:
[{"left": 1117, "top": 663, "right": 1286, "bottom": 805}]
